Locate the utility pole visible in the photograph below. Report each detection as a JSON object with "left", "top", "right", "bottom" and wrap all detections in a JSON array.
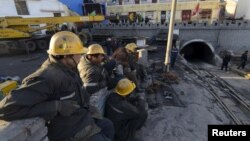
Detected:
[{"left": 164, "top": 0, "right": 177, "bottom": 72}]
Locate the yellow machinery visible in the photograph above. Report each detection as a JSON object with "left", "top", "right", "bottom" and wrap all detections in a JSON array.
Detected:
[
  {"left": 0, "top": 81, "right": 18, "bottom": 100},
  {"left": 0, "top": 15, "right": 104, "bottom": 53}
]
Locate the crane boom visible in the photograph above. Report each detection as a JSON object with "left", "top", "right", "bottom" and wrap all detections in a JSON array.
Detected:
[
  {"left": 0, "top": 15, "right": 104, "bottom": 39},
  {"left": 0, "top": 15, "right": 104, "bottom": 54},
  {"left": 0, "top": 16, "right": 104, "bottom": 27}
]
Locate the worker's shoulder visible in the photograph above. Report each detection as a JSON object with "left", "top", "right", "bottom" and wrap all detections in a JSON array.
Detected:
[
  {"left": 78, "top": 56, "right": 96, "bottom": 70},
  {"left": 23, "top": 61, "right": 67, "bottom": 84}
]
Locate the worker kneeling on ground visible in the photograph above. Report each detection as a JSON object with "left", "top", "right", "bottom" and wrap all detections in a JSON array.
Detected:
[
  {"left": 78, "top": 44, "right": 112, "bottom": 114},
  {"left": 0, "top": 31, "right": 114, "bottom": 141},
  {"left": 105, "top": 78, "right": 148, "bottom": 141}
]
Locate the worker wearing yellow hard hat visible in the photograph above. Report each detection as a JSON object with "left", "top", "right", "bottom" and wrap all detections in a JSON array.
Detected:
[
  {"left": 125, "top": 42, "right": 148, "bottom": 92},
  {"left": 87, "top": 43, "right": 106, "bottom": 55},
  {"left": 47, "top": 31, "right": 88, "bottom": 69},
  {"left": 78, "top": 43, "right": 114, "bottom": 114},
  {"left": 125, "top": 43, "right": 138, "bottom": 53},
  {"left": 111, "top": 42, "right": 144, "bottom": 92},
  {"left": 105, "top": 78, "right": 148, "bottom": 141},
  {"left": 0, "top": 31, "right": 114, "bottom": 141},
  {"left": 47, "top": 31, "right": 88, "bottom": 55},
  {"left": 78, "top": 44, "right": 107, "bottom": 94},
  {"left": 115, "top": 78, "right": 136, "bottom": 96}
]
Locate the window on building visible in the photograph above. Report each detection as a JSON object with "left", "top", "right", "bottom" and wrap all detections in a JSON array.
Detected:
[
  {"left": 54, "top": 13, "right": 62, "bottom": 17},
  {"left": 161, "top": 11, "right": 166, "bottom": 24},
  {"left": 119, "top": 0, "right": 123, "bottom": 5},
  {"left": 182, "top": 10, "right": 192, "bottom": 22},
  {"left": 200, "top": 9, "right": 212, "bottom": 19},
  {"left": 135, "top": 0, "right": 140, "bottom": 4},
  {"left": 14, "top": 0, "right": 29, "bottom": 15},
  {"left": 84, "top": 3, "right": 102, "bottom": 16},
  {"left": 152, "top": 0, "right": 158, "bottom": 3}
]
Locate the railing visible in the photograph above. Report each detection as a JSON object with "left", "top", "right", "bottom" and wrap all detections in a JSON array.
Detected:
[
  {"left": 93, "top": 20, "right": 250, "bottom": 29},
  {"left": 107, "top": 0, "right": 220, "bottom": 6}
]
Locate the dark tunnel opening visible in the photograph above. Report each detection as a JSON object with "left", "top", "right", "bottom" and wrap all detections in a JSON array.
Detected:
[{"left": 180, "top": 42, "right": 215, "bottom": 64}]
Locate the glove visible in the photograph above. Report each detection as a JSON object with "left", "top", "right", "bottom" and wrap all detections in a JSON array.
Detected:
[
  {"left": 57, "top": 100, "right": 80, "bottom": 117},
  {"left": 103, "top": 59, "right": 116, "bottom": 75},
  {"left": 115, "top": 64, "right": 124, "bottom": 75}
]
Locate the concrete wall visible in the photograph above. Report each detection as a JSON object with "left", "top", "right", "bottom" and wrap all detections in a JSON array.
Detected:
[
  {"left": 0, "top": 0, "right": 69, "bottom": 17},
  {"left": 180, "top": 21, "right": 250, "bottom": 54},
  {"left": 218, "top": 29, "right": 250, "bottom": 53},
  {"left": 235, "top": 0, "right": 250, "bottom": 20},
  {"left": 225, "top": 0, "right": 237, "bottom": 17},
  {"left": 0, "top": 0, "right": 18, "bottom": 16},
  {"left": 92, "top": 20, "right": 250, "bottom": 54},
  {"left": 92, "top": 23, "right": 162, "bottom": 37},
  {"left": 26, "top": 0, "right": 69, "bottom": 17},
  {"left": 92, "top": 22, "right": 178, "bottom": 40},
  {"left": 179, "top": 28, "right": 220, "bottom": 49}
]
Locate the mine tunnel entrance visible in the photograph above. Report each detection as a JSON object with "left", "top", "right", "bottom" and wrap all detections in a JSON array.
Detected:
[{"left": 180, "top": 41, "right": 215, "bottom": 64}]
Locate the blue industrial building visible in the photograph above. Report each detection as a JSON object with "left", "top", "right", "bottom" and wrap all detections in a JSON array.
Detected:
[{"left": 59, "top": 0, "right": 105, "bottom": 16}]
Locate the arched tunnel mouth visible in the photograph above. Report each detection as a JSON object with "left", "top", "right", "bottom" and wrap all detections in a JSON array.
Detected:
[{"left": 180, "top": 41, "right": 215, "bottom": 64}]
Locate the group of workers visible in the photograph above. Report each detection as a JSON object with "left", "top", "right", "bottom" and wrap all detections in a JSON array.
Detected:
[
  {"left": 0, "top": 31, "right": 148, "bottom": 141},
  {"left": 221, "top": 50, "right": 248, "bottom": 71}
]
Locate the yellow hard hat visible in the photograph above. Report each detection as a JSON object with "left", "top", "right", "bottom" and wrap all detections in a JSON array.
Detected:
[
  {"left": 47, "top": 31, "right": 88, "bottom": 55},
  {"left": 125, "top": 43, "right": 137, "bottom": 52},
  {"left": 87, "top": 44, "right": 105, "bottom": 55},
  {"left": 115, "top": 78, "right": 136, "bottom": 96}
]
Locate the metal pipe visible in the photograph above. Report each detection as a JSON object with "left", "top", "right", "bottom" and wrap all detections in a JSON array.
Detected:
[{"left": 164, "top": 0, "right": 177, "bottom": 72}]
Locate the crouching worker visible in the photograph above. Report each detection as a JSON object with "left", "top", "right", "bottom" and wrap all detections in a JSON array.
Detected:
[
  {"left": 0, "top": 31, "right": 114, "bottom": 141},
  {"left": 105, "top": 78, "right": 148, "bottom": 141}
]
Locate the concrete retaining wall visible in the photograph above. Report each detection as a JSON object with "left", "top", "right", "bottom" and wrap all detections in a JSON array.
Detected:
[{"left": 92, "top": 20, "right": 250, "bottom": 54}]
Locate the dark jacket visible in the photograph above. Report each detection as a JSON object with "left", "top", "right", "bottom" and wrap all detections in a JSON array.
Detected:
[
  {"left": 223, "top": 54, "right": 231, "bottom": 63},
  {"left": 0, "top": 56, "right": 100, "bottom": 141},
  {"left": 241, "top": 53, "right": 248, "bottom": 62},
  {"left": 171, "top": 47, "right": 179, "bottom": 60},
  {"left": 128, "top": 52, "right": 138, "bottom": 71},
  {"left": 105, "top": 93, "right": 147, "bottom": 141},
  {"left": 78, "top": 55, "right": 109, "bottom": 94}
]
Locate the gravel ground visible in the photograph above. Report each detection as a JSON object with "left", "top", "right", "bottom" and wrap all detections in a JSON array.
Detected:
[{"left": 0, "top": 51, "right": 47, "bottom": 80}]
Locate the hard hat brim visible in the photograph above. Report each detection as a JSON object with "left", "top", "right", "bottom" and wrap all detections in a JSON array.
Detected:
[
  {"left": 87, "top": 51, "right": 106, "bottom": 55},
  {"left": 47, "top": 47, "right": 88, "bottom": 55}
]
